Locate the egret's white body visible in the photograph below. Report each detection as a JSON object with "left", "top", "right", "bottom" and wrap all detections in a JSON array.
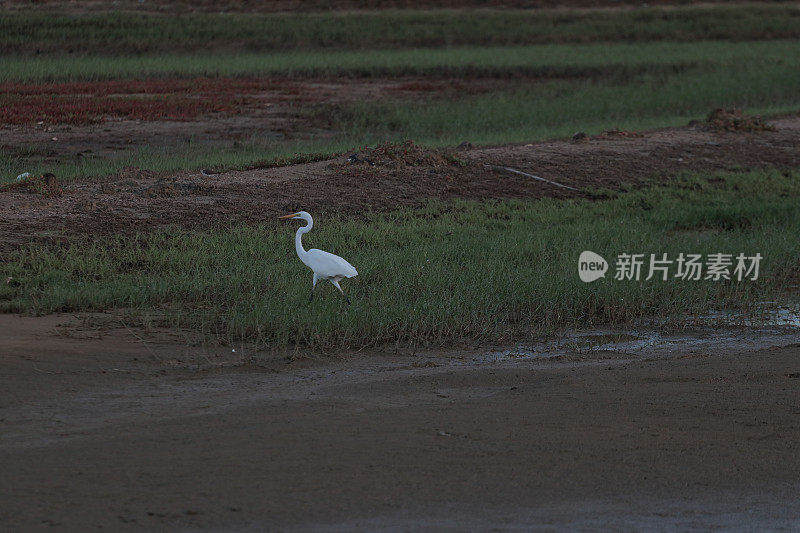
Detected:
[{"left": 279, "top": 211, "right": 357, "bottom": 303}]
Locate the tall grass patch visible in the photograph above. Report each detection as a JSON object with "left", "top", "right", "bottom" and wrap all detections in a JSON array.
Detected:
[
  {"left": 3, "top": 5, "right": 800, "bottom": 55},
  {"left": 4, "top": 40, "right": 799, "bottom": 83},
  {"left": 329, "top": 57, "right": 800, "bottom": 146}
]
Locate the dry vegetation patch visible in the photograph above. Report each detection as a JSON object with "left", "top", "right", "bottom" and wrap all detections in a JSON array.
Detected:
[
  {"left": 345, "top": 140, "right": 463, "bottom": 169},
  {"left": 0, "top": 172, "right": 61, "bottom": 196},
  {"left": 706, "top": 108, "right": 775, "bottom": 132}
]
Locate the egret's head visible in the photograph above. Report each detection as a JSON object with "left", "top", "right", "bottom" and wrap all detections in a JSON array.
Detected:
[{"left": 279, "top": 211, "right": 312, "bottom": 223}]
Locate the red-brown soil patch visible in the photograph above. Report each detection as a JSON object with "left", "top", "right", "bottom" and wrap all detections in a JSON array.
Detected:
[
  {"left": 0, "top": 77, "right": 510, "bottom": 128},
  {"left": 0, "top": 76, "right": 526, "bottom": 168},
  {"left": 1, "top": 116, "right": 799, "bottom": 253},
  {"left": 0, "top": 94, "right": 238, "bottom": 126},
  {"left": 0, "top": 78, "right": 334, "bottom": 126}
]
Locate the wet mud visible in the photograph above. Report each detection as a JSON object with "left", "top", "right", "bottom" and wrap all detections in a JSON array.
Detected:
[{"left": 2, "top": 313, "right": 800, "bottom": 530}]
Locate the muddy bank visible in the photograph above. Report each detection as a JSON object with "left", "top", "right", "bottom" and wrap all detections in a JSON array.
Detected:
[
  {"left": 2, "top": 314, "right": 800, "bottom": 530},
  {"left": 3, "top": 115, "right": 800, "bottom": 253}
]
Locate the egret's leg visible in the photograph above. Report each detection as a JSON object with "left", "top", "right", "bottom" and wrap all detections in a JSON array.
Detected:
[
  {"left": 330, "top": 279, "right": 351, "bottom": 305},
  {"left": 309, "top": 273, "right": 319, "bottom": 303}
]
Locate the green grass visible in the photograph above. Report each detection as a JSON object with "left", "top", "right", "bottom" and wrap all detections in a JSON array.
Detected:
[
  {"left": 329, "top": 60, "right": 800, "bottom": 146},
  {"left": 3, "top": 40, "right": 799, "bottom": 82},
  {"left": 2, "top": 5, "right": 800, "bottom": 55},
  {"left": 0, "top": 138, "right": 355, "bottom": 184},
  {"left": 3, "top": 169, "right": 799, "bottom": 349},
  {"left": 4, "top": 39, "right": 798, "bottom": 183}
]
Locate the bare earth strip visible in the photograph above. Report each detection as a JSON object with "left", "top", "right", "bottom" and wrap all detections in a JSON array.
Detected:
[
  {"left": 1, "top": 314, "right": 799, "bottom": 530},
  {"left": 2, "top": 116, "right": 800, "bottom": 252},
  {"left": 0, "top": 0, "right": 766, "bottom": 14}
]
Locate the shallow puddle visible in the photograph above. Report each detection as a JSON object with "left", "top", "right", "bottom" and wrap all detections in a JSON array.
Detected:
[
  {"left": 698, "top": 305, "right": 800, "bottom": 328},
  {"left": 484, "top": 306, "right": 800, "bottom": 363}
]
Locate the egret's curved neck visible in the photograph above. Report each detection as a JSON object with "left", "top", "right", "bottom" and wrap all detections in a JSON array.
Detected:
[{"left": 295, "top": 220, "right": 312, "bottom": 259}]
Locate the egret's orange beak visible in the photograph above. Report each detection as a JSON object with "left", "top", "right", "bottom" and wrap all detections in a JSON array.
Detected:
[{"left": 279, "top": 212, "right": 299, "bottom": 219}]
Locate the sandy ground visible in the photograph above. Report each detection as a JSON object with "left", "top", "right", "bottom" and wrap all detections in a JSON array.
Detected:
[{"left": 2, "top": 313, "right": 800, "bottom": 531}]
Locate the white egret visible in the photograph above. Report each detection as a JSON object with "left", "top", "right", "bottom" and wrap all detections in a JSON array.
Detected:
[{"left": 279, "top": 211, "right": 358, "bottom": 304}]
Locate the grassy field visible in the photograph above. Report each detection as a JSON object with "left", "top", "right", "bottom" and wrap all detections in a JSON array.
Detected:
[
  {"left": 4, "top": 40, "right": 799, "bottom": 82},
  {"left": 2, "top": 4, "right": 800, "bottom": 348},
  {"left": 0, "top": 140, "right": 350, "bottom": 185},
  {"left": 3, "top": 169, "right": 799, "bottom": 349},
  {"left": 2, "top": 39, "right": 799, "bottom": 182},
  {"left": 331, "top": 52, "right": 800, "bottom": 146},
  {"left": 3, "top": 6, "right": 800, "bottom": 184},
  {"left": 3, "top": 5, "right": 799, "bottom": 55}
]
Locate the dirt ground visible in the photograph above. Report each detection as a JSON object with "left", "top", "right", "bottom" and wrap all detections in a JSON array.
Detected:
[
  {"left": 2, "top": 114, "right": 799, "bottom": 253},
  {"left": 0, "top": 0, "right": 762, "bottom": 13},
  {"left": 2, "top": 313, "right": 800, "bottom": 530}
]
